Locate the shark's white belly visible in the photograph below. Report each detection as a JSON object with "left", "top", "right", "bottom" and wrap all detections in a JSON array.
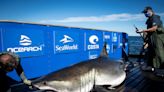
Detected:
[{"left": 96, "top": 71, "right": 126, "bottom": 87}]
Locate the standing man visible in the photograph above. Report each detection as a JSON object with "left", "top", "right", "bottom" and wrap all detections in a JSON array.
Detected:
[
  {"left": 0, "top": 52, "right": 32, "bottom": 92},
  {"left": 137, "top": 6, "right": 164, "bottom": 69}
]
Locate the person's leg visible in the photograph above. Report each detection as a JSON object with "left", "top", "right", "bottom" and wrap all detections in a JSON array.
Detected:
[
  {"left": 0, "top": 70, "right": 10, "bottom": 92},
  {"left": 146, "top": 45, "right": 155, "bottom": 67},
  {"left": 150, "top": 33, "right": 161, "bottom": 68},
  {"left": 154, "top": 35, "right": 164, "bottom": 69}
]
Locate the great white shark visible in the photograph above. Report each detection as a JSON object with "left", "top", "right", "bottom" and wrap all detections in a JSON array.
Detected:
[{"left": 32, "top": 43, "right": 126, "bottom": 92}]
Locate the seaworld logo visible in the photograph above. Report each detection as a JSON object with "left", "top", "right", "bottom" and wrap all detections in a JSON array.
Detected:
[
  {"left": 7, "top": 35, "right": 44, "bottom": 53},
  {"left": 60, "top": 35, "right": 74, "bottom": 44},
  {"left": 56, "top": 35, "right": 78, "bottom": 52},
  {"left": 88, "top": 35, "right": 99, "bottom": 50}
]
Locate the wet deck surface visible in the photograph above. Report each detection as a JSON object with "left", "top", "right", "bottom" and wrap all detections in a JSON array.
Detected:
[{"left": 11, "top": 62, "right": 164, "bottom": 92}]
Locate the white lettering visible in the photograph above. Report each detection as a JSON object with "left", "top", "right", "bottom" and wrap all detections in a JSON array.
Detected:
[
  {"left": 7, "top": 45, "right": 43, "bottom": 53},
  {"left": 89, "top": 54, "right": 98, "bottom": 59},
  {"left": 88, "top": 45, "right": 99, "bottom": 50},
  {"left": 55, "top": 44, "right": 78, "bottom": 52},
  {"left": 104, "top": 35, "right": 110, "bottom": 39}
]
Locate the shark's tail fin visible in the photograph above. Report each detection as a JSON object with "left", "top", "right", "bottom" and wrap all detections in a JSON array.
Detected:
[{"left": 100, "top": 42, "right": 108, "bottom": 57}]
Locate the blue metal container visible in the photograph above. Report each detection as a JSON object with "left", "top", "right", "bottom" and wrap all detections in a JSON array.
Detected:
[{"left": 0, "top": 21, "right": 128, "bottom": 81}]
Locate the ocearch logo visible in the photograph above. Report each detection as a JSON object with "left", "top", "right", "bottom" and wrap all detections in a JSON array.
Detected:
[
  {"left": 19, "top": 35, "right": 32, "bottom": 46},
  {"left": 7, "top": 35, "right": 44, "bottom": 53},
  {"left": 88, "top": 35, "right": 99, "bottom": 50}
]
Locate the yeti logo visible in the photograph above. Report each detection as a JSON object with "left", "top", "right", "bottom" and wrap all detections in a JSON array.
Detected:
[
  {"left": 19, "top": 35, "right": 32, "bottom": 46},
  {"left": 60, "top": 35, "right": 74, "bottom": 44}
]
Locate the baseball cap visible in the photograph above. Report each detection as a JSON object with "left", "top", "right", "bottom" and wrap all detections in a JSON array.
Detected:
[{"left": 142, "top": 6, "right": 153, "bottom": 13}]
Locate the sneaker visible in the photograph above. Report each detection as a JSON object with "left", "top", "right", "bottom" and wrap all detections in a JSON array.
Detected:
[
  {"left": 154, "top": 69, "right": 164, "bottom": 77},
  {"left": 141, "top": 66, "right": 154, "bottom": 72}
]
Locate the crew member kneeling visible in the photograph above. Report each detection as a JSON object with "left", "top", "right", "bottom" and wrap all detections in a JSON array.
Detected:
[{"left": 0, "top": 52, "right": 31, "bottom": 92}]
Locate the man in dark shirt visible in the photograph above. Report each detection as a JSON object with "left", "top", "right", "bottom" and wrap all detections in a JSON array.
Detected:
[
  {"left": 0, "top": 52, "right": 32, "bottom": 92},
  {"left": 137, "top": 6, "right": 164, "bottom": 69}
]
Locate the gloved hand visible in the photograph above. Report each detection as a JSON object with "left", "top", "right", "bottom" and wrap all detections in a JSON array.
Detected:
[
  {"left": 20, "top": 72, "right": 32, "bottom": 85},
  {"left": 23, "top": 79, "right": 32, "bottom": 85},
  {"left": 136, "top": 30, "right": 143, "bottom": 33}
]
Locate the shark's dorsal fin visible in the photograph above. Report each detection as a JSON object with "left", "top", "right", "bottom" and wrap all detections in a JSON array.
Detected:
[{"left": 100, "top": 42, "right": 108, "bottom": 57}]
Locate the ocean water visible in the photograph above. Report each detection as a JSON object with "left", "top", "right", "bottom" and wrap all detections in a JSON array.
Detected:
[{"left": 128, "top": 36, "right": 144, "bottom": 55}]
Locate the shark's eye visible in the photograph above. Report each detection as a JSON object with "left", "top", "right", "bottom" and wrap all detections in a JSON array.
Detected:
[
  {"left": 43, "top": 81, "right": 47, "bottom": 85},
  {"left": 119, "top": 62, "right": 124, "bottom": 69}
]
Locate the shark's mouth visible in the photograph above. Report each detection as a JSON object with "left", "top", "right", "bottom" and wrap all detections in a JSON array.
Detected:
[
  {"left": 34, "top": 69, "right": 96, "bottom": 92},
  {"left": 35, "top": 85, "right": 56, "bottom": 91}
]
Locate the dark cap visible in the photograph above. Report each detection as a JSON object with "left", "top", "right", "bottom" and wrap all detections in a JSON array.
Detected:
[{"left": 142, "top": 6, "right": 153, "bottom": 13}]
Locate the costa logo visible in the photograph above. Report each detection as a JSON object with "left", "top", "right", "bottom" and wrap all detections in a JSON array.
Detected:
[{"left": 87, "top": 35, "right": 99, "bottom": 50}]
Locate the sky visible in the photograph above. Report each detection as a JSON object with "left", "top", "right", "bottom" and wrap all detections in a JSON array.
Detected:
[{"left": 0, "top": 0, "right": 164, "bottom": 36}]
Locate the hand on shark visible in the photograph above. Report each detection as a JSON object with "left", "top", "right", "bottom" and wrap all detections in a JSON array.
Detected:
[{"left": 23, "top": 79, "right": 32, "bottom": 86}]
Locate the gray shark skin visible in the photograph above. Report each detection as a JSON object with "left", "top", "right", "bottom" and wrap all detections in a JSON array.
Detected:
[{"left": 33, "top": 43, "right": 126, "bottom": 92}]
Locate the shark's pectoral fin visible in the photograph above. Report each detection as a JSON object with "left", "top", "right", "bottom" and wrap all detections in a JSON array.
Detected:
[
  {"left": 107, "top": 86, "right": 116, "bottom": 90},
  {"left": 35, "top": 89, "right": 56, "bottom": 92},
  {"left": 102, "top": 85, "right": 115, "bottom": 90}
]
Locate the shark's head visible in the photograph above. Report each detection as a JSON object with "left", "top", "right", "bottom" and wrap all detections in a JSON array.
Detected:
[{"left": 33, "top": 76, "right": 74, "bottom": 92}]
